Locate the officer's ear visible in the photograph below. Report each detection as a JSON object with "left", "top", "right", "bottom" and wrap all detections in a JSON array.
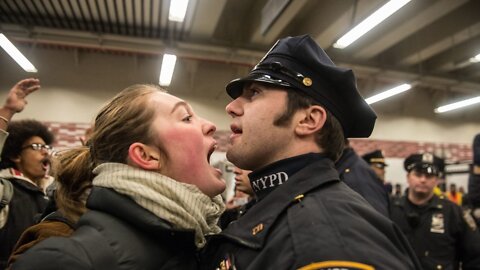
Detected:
[
  {"left": 294, "top": 105, "right": 327, "bottom": 136},
  {"left": 127, "top": 142, "right": 161, "bottom": 170}
]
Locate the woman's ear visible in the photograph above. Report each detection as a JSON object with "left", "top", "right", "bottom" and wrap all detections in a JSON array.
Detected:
[
  {"left": 295, "top": 105, "right": 327, "bottom": 136},
  {"left": 128, "top": 142, "right": 161, "bottom": 170}
]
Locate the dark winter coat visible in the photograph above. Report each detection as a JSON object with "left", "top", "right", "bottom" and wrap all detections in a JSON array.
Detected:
[
  {"left": 11, "top": 187, "right": 199, "bottom": 270},
  {"left": 7, "top": 211, "right": 75, "bottom": 267},
  {"left": 0, "top": 178, "right": 48, "bottom": 269}
]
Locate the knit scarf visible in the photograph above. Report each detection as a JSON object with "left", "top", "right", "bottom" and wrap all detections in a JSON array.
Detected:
[{"left": 92, "top": 163, "right": 225, "bottom": 248}]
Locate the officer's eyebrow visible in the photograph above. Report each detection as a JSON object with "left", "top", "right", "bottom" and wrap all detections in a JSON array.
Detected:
[
  {"left": 244, "top": 82, "right": 254, "bottom": 89},
  {"left": 243, "top": 82, "right": 266, "bottom": 93}
]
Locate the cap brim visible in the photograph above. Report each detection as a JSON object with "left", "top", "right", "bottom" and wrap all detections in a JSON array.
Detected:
[
  {"left": 409, "top": 163, "right": 439, "bottom": 176},
  {"left": 372, "top": 163, "right": 388, "bottom": 169},
  {"left": 226, "top": 73, "right": 292, "bottom": 99}
]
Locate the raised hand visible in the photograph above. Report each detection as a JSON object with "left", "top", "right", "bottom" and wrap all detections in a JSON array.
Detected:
[{"left": 4, "top": 78, "right": 41, "bottom": 113}]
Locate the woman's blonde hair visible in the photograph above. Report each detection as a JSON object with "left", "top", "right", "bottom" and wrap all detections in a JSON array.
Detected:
[{"left": 55, "top": 84, "right": 165, "bottom": 223}]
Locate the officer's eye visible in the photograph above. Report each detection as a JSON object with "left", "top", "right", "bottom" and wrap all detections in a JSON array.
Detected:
[{"left": 245, "top": 88, "right": 260, "bottom": 98}]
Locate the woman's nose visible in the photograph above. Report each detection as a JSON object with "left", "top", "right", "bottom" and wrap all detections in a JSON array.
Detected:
[{"left": 202, "top": 119, "right": 216, "bottom": 135}]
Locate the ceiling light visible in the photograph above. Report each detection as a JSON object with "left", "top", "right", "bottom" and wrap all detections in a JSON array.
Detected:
[
  {"left": 365, "top": 83, "right": 412, "bottom": 105},
  {"left": 469, "top": 53, "right": 480, "bottom": 63},
  {"left": 0, "top": 33, "right": 37, "bottom": 72},
  {"left": 434, "top": 96, "right": 480, "bottom": 113},
  {"left": 333, "top": 0, "right": 411, "bottom": 49},
  {"left": 169, "top": 0, "right": 189, "bottom": 22},
  {"left": 159, "top": 54, "right": 177, "bottom": 87}
]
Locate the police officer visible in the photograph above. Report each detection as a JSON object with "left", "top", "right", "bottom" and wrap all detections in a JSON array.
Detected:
[
  {"left": 336, "top": 142, "right": 389, "bottom": 216},
  {"left": 390, "top": 152, "right": 480, "bottom": 270},
  {"left": 362, "top": 149, "right": 388, "bottom": 182},
  {"left": 201, "top": 35, "right": 421, "bottom": 270}
]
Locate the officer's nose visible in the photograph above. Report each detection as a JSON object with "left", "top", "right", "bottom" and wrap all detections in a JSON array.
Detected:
[{"left": 226, "top": 98, "right": 244, "bottom": 118}]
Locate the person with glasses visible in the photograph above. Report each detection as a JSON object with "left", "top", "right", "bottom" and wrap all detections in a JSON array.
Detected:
[
  {"left": 390, "top": 153, "right": 480, "bottom": 270},
  {"left": 0, "top": 79, "right": 54, "bottom": 269},
  {"left": 201, "top": 35, "right": 421, "bottom": 270}
]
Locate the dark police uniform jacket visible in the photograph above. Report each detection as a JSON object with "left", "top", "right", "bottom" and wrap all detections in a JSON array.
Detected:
[
  {"left": 336, "top": 147, "right": 390, "bottom": 217},
  {"left": 466, "top": 171, "right": 480, "bottom": 226},
  {"left": 201, "top": 156, "right": 421, "bottom": 270},
  {"left": 390, "top": 194, "right": 480, "bottom": 270},
  {"left": 468, "top": 171, "right": 480, "bottom": 208},
  {"left": 12, "top": 187, "right": 199, "bottom": 270}
]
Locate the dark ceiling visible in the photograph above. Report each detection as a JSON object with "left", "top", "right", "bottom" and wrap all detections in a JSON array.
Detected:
[{"left": 1, "top": 0, "right": 480, "bottom": 120}]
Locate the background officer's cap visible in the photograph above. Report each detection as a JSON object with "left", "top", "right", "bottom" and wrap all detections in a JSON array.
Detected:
[
  {"left": 404, "top": 153, "right": 444, "bottom": 177},
  {"left": 226, "top": 34, "right": 377, "bottom": 138},
  {"left": 362, "top": 150, "right": 388, "bottom": 168}
]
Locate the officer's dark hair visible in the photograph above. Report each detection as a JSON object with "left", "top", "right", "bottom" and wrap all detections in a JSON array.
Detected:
[
  {"left": 273, "top": 87, "right": 345, "bottom": 161},
  {"left": 0, "top": 119, "right": 54, "bottom": 170}
]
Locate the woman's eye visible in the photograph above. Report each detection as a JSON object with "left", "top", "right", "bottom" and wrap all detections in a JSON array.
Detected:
[{"left": 182, "top": 115, "right": 192, "bottom": 122}]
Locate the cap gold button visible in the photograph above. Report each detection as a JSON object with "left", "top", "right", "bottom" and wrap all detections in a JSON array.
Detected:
[{"left": 303, "top": 77, "right": 312, "bottom": 86}]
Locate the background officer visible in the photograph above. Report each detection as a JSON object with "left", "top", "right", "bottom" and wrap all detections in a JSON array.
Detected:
[
  {"left": 336, "top": 142, "right": 389, "bottom": 216},
  {"left": 390, "top": 152, "right": 480, "bottom": 270},
  {"left": 362, "top": 149, "right": 388, "bottom": 183}
]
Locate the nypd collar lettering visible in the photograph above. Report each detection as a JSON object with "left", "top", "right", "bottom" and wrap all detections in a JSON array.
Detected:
[
  {"left": 251, "top": 172, "right": 288, "bottom": 192},
  {"left": 248, "top": 153, "right": 327, "bottom": 200}
]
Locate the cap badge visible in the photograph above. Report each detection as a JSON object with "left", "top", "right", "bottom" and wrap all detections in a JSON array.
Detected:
[
  {"left": 422, "top": 153, "right": 434, "bottom": 163},
  {"left": 302, "top": 77, "right": 312, "bottom": 87}
]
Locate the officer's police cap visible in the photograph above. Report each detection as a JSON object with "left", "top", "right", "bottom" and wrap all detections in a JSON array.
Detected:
[
  {"left": 226, "top": 34, "right": 377, "bottom": 138},
  {"left": 404, "top": 153, "right": 444, "bottom": 177},
  {"left": 362, "top": 150, "right": 388, "bottom": 167}
]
